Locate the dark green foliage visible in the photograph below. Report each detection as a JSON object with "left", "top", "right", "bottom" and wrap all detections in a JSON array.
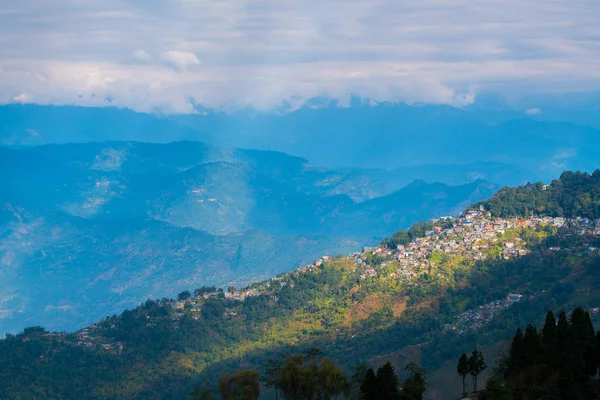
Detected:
[
  {"left": 359, "top": 368, "right": 379, "bottom": 400},
  {"left": 500, "top": 308, "right": 600, "bottom": 400},
  {"left": 349, "top": 365, "right": 368, "bottom": 400},
  {"left": 480, "top": 377, "right": 510, "bottom": 400},
  {"left": 376, "top": 362, "right": 401, "bottom": 400},
  {"left": 382, "top": 220, "right": 435, "bottom": 249},
  {"left": 178, "top": 290, "right": 192, "bottom": 301},
  {"left": 467, "top": 350, "right": 487, "bottom": 392},
  {"left": 189, "top": 388, "right": 217, "bottom": 400},
  {"left": 274, "top": 353, "right": 349, "bottom": 400},
  {"left": 218, "top": 370, "right": 260, "bottom": 400},
  {"left": 400, "top": 363, "right": 426, "bottom": 400},
  {"left": 457, "top": 353, "right": 470, "bottom": 394},
  {"left": 357, "top": 361, "right": 426, "bottom": 400},
  {"left": 261, "top": 354, "right": 286, "bottom": 400},
  {"left": 472, "top": 169, "right": 600, "bottom": 218}
]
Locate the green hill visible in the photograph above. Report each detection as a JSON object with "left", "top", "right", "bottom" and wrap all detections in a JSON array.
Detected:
[{"left": 471, "top": 169, "right": 600, "bottom": 219}]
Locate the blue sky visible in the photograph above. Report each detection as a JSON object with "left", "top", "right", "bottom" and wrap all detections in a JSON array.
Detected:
[{"left": 0, "top": 0, "right": 599, "bottom": 113}]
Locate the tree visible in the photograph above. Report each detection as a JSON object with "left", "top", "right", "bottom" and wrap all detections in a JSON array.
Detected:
[
  {"left": 189, "top": 387, "right": 217, "bottom": 400},
  {"left": 278, "top": 354, "right": 305, "bottom": 400},
  {"left": 276, "top": 353, "right": 349, "bottom": 400},
  {"left": 315, "top": 358, "right": 349, "bottom": 400},
  {"left": 218, "top": 370, "right": 260, "bottom": 400},
  {"left": 262, "top": 354, "right": 285, "bottom": 400},
  {"left": 350, "top": 365, "right": 368, "bottom": 400},
  {"left": 305, "top": 347, "right": 324, "bottom": 362},
  {"left": 400, "top": 362, "right": 426, "bottom": 400},
  {"left": 468, "top": 350, "right": 487, "bottom": 392},
  {"left": 376, "top": 362, "right": 401, "bottom": 400},
  {"left": 542, "top": 311, "right": 558, "bottom": 368},
  {"left": 178, "top": 290, "right": 191, "bottom": 301},
  {"left": 500, "top": 307, "right": 600, "bottom": 399},
  {"left": 480, "top": 377, "right": 510, "bottom": 400},
  {"left": 359, "top": 368, "right": 378, "bottom": 400},
  {"left": 457, "top": 353, "right": 469, "bottom": 395},
  {"left": 571, "top": 307, "right": 596, "bottom": 381}
]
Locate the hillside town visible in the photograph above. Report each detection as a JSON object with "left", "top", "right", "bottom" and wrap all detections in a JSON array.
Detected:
[
  {"left": 443, "top": 293, "right": 525, "bottom": 335},
  {"left": 63, "top": 210, "right": 600, "bottom": 351}
]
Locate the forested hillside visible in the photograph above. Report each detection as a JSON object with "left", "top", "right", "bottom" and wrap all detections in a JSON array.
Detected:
[{"left": 472, "top": 169, "right": 600, "bottom": 219}]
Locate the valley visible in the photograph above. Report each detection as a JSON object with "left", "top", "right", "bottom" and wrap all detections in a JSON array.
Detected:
[{"left": 0, "top": 141, "right": 494, "bottom": 334}]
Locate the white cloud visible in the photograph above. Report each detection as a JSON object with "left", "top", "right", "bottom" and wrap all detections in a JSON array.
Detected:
[
  {"left": 13, "top": 93, "right": 30, "bottom": 103},
  {"left": 160, "top": 51, "right": 200, "bottom": 69},
  {"left": 132, "top": 49, "right": 152, "bottom": 62},
  {"left": 0, "top": 0, "right": 599, "bottom": 112},
  {"left": 526, "top": 107, "right": 542, "bottom": 115}
]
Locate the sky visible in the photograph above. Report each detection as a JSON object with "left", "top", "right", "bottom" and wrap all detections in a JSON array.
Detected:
[{"left": 0, "top": 0, "right": 599, "bottom": 113}]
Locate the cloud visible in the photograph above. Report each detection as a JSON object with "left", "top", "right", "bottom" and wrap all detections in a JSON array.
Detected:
[
  {"left": 13, "top": 94, "right": 30, "bottom": 103},
  {"left": 160, "top": 51, "right": 200, "bottom": 69},
  {"left": 0, "top": 0, "right": 599, "bottom": 113},
  {"left": 132, "top": 49, "right": 152, "bottom": 62},
  {"left": 526, "top": 108, "right": 542, "bottom": 115}
]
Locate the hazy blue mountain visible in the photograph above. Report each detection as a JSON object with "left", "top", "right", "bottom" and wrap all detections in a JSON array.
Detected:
[
  {"left": 171, "top": 102, "right": 600, "bottom": 178},
  {"left": 0, "top": 207, "right": 361, "bottom": 333},
  {"left": 0, "top": 104, "right": 203, "bottom": 146},
  {"left": 327, "top": 179, "right": 497, "bottom": 238},
  {"left": 0, "top": 141, "right": 496, "bottom": 334},
  {"left": 467, "top": 91, "right": 600, "bottom": 128},
  {"left": 5, "top": 103, "right": 599, "bottom": 188}
]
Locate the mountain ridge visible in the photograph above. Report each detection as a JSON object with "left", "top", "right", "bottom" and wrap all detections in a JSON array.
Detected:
[
  {"left": 0, "top": 141, "right": 494, "bottom": 334},
  {"left": 3, "top": 104, "right": 599, "bottom": 184}
]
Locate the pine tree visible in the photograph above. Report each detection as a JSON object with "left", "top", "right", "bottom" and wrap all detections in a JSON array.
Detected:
[
  {"left": 468, "top": 350, "right": 487, "bottom": 392},
  {"left": 359, "top": 368, "right": 378, "bottom": 400},
  {"left": 350, "top": 365, "right": 368, "bottom": 400},
  {"left": 542, "top": 311, "right": 558, "bottom": 369},
  {"left": 457, "top": 353, "right": 469, "bottom": 395},
  {"left": 595, "top": 332, "right": 600, "bottom": 378},
  {"left": 481, "top": 376, "right": 510, "bottom": 400},
  {"left": 521, "top": 325, "right": 543, "bottom": 399},
  {"left": 376, "top": 362, "right": 401, "bottom": 400},
  {"left": 502, "top": 307, "right": 600, "bottom": 400},
  {"left": 401, "top": 363, "right": 426, "bottom": 400},
  {"left": 557, "top": 310, "right": 576, "bottom": 398}
]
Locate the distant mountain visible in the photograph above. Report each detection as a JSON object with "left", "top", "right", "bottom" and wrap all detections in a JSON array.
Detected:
[
  {"left": 0, "top": 104, "right": 202, "bottom": 145},
  {"left": 325, "top": 179, "right": 497, "bottom": 238},
  {"left": 6, "top": 103, "right": 599, "bottom": 187},
  {"left": 170, "top": 102, "right": 600, "bottom": 178},
  {"left": 0, "top": 141, "right": 492, "bottom": 333}
]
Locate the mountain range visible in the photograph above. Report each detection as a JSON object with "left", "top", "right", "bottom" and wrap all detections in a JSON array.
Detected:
[
  {"left": 0, "top": 140, "right": 496, "bottom": 334},
  {"left": 4, "top": 103, "right": 600, "bottom": 186}
]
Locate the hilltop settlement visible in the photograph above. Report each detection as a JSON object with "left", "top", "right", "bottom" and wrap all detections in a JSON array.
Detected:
[{"left": 52, "top": 209, "right": 600, "bottom": 352}]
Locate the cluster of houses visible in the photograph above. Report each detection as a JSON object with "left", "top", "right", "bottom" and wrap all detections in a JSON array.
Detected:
[
  {"left": 376, "top": 211, "right": 600, "bottom": 282},
  {"left": 443, "top": 293, "right": 525, "bottom": 335},
  {"left": 67, "top": 325, "right": 125, "bottom": 352}
]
